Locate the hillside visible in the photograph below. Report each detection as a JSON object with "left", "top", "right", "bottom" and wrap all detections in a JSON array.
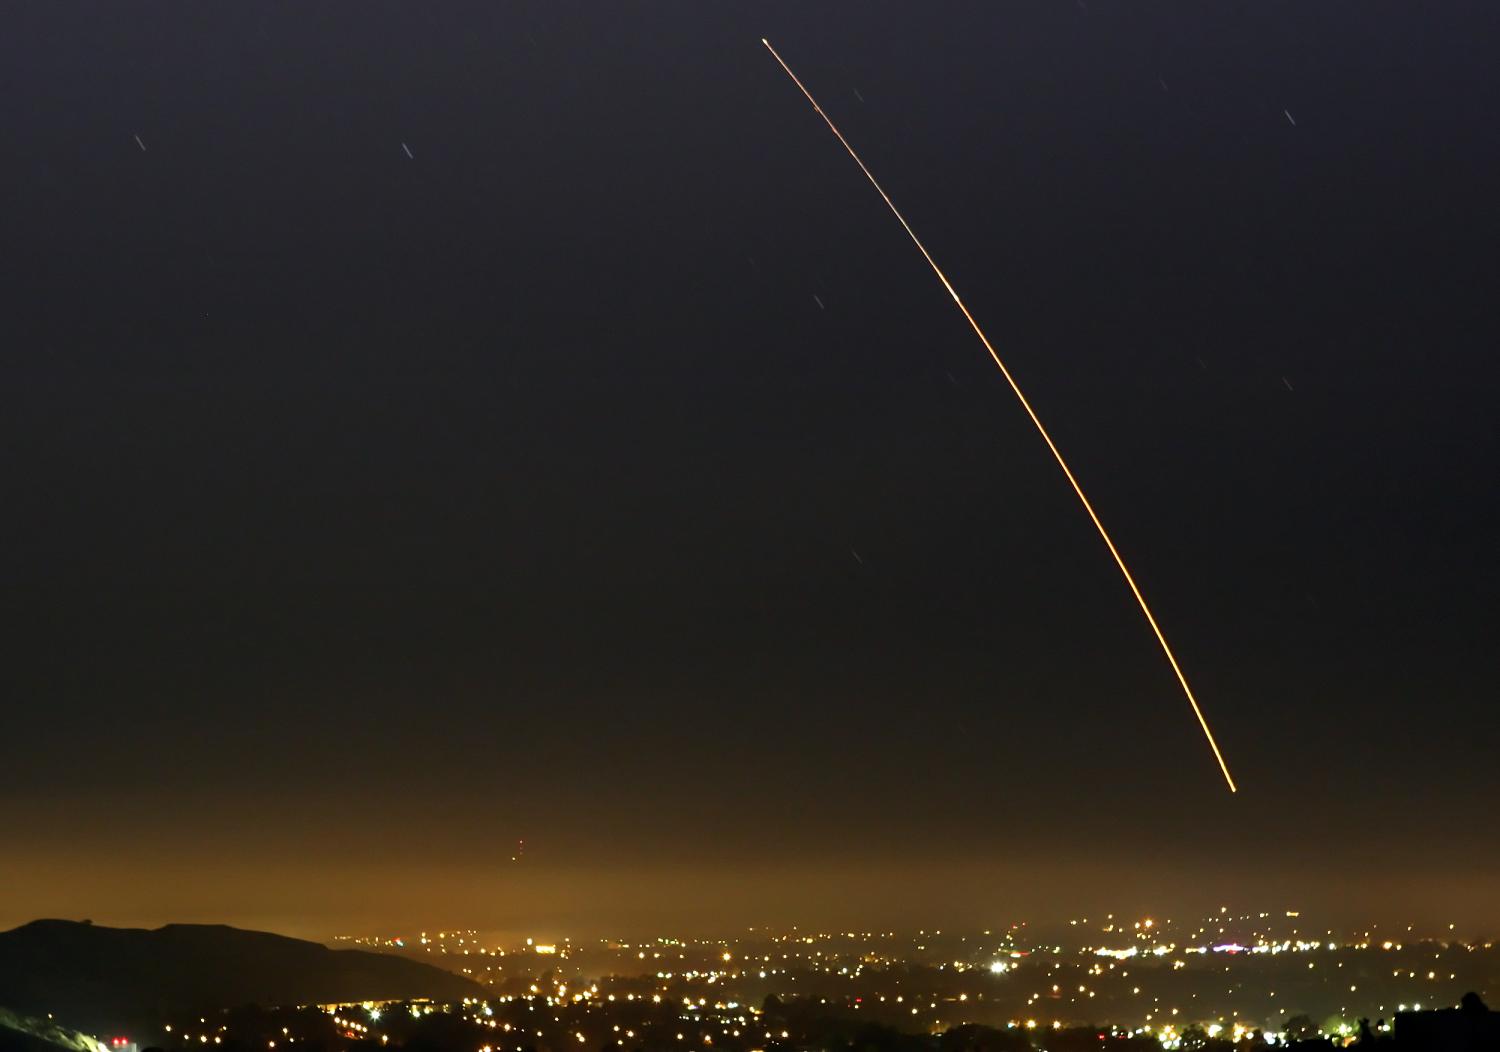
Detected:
[
  {"left": 0, "top": 1006, "right": 110, "bottom": 1052},
  {"left": 0, "top": 920, "right": 485, "bottom": 1037}
]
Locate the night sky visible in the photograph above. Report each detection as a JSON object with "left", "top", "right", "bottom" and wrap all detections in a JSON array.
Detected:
[{"left": 4, "top": 2, "right": 1498, "bottom": 939}]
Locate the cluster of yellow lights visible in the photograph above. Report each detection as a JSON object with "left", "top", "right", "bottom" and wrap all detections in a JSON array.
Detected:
[{"left": 252, "top": 917, "right": 1493, "bottom": 1052}]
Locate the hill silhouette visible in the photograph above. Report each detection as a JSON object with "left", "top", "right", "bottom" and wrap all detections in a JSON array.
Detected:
[{"left": 0, "top": 920, "right": 485, "bottom": 1037}]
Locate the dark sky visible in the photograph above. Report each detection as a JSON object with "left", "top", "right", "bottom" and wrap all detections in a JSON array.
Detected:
[{"left": 4, "top": 2, "right": 1498, "bottom": 940}]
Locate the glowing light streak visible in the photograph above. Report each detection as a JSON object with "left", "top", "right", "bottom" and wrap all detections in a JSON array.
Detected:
[{"left": 761, "top": 38, "right": 1236, "bottom": 793}]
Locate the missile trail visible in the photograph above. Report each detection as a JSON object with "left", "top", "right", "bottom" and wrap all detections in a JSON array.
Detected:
[{"left": 761, "top": 38, "right": 1237, "bottom": 793}]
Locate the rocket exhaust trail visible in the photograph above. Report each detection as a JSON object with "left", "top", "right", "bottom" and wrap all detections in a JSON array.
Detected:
[{"left": 761, "top": 38, "right": 1237, "bottom": 793}]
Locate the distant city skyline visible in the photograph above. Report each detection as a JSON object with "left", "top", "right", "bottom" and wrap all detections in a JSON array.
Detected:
[{"left": 7, "top": 912, "right": 1497, "bottom": 1046}]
